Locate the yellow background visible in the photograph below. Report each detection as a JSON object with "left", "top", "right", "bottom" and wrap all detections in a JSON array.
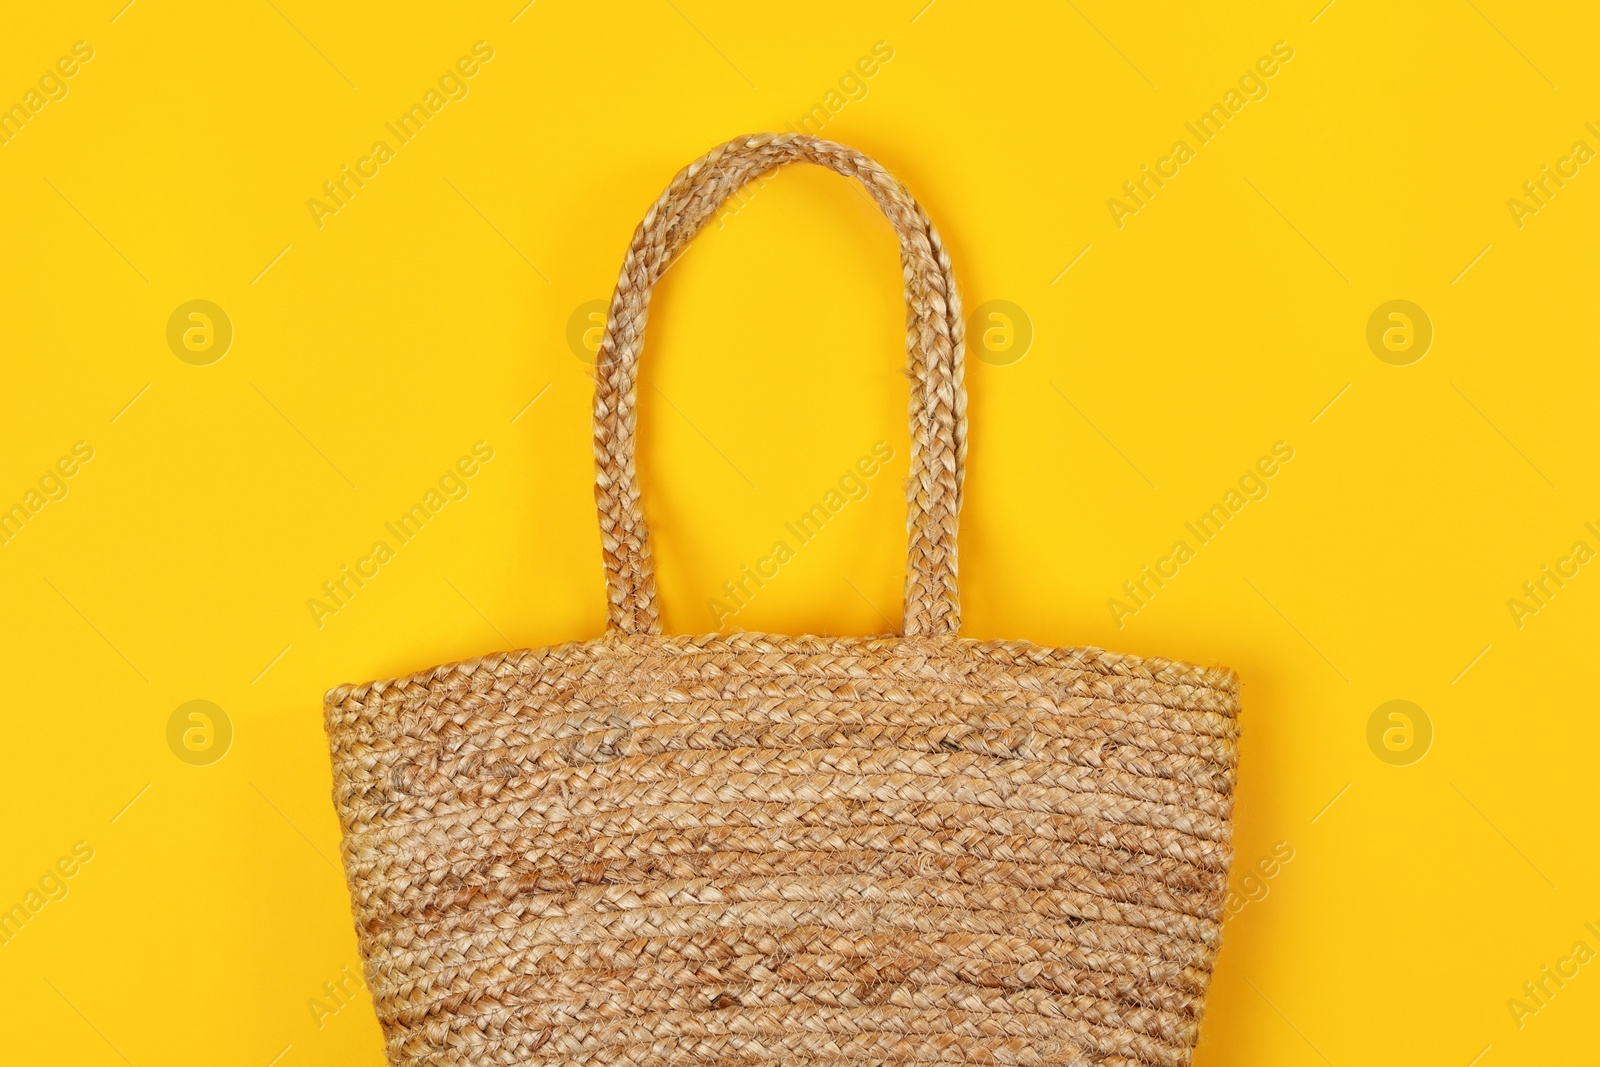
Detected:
[{"left": 2, "top": 1, "right": 1596, "bottom": 1063}]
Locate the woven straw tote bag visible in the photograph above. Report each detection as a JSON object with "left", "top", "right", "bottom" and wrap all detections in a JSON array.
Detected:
[{"left": 325, "top": 133, "right": 1241, "bottom": 1067}]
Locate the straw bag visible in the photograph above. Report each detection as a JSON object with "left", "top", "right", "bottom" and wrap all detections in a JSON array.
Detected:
[{"left": 325, "top": 133, "right": 1241, "bottom": 1067}]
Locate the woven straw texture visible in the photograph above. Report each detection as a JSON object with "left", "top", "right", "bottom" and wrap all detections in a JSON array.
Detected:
[{"left": 325, "top": 134, "right": 1242, "bottom": 1067}]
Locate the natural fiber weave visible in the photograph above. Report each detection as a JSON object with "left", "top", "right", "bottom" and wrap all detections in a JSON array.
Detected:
[{"left": 326, "top": 133, "right": 1241, "bottom": 1067}]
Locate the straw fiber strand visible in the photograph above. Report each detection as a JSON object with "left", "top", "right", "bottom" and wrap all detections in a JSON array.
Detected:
[{"left": 326, "top": 135, "right": 1240, "bottom": 1066}]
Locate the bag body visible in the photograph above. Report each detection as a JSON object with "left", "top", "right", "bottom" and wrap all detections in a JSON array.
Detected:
[{"left": 326, "top": 134, "right": 1241, "bottom": 1067}]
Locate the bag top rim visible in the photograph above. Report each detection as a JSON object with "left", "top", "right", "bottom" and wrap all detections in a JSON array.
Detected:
[{"left": 324, "top": 631, "right": 1238, "bottom": 712}]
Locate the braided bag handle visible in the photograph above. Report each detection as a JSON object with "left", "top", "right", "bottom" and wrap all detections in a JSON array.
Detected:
[{"left": 594, "top": 133, "right": 967, "bottom": 637}]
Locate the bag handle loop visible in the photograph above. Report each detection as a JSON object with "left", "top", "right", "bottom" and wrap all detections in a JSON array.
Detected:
[{"left": 593, "top": 133, "right": 966, "bottom": 637}]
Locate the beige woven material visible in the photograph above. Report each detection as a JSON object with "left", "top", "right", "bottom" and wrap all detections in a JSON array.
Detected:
[{"left": 325, "top": 133, "right": 1241, "bottom": 1067}]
